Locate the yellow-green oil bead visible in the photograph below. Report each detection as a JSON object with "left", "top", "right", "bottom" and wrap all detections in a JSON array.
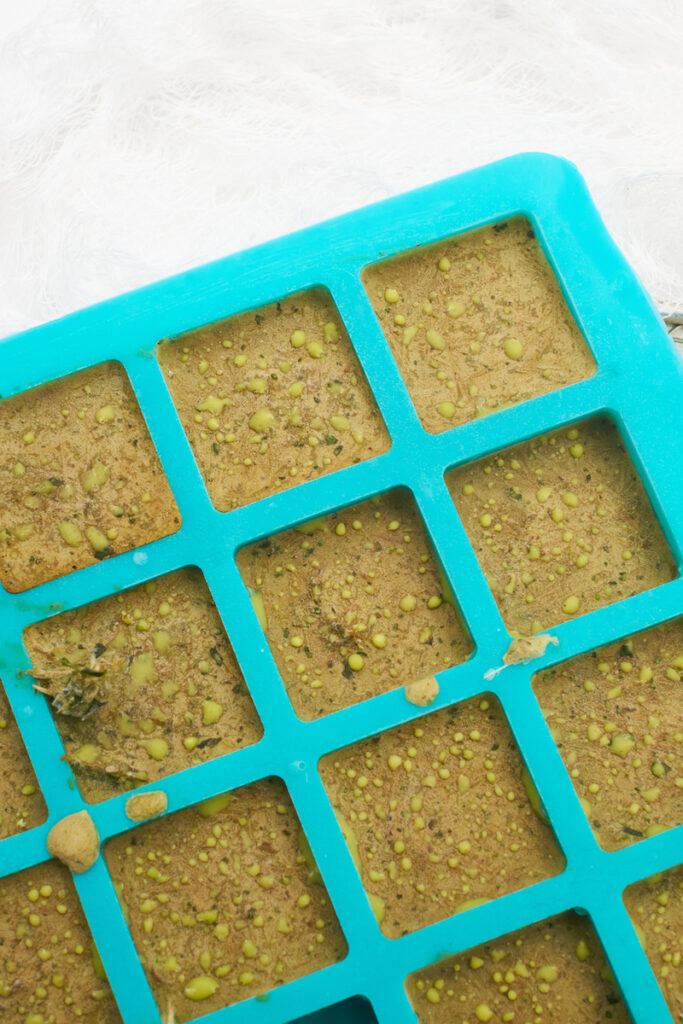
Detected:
[
  {"left": 75, "top": 744, "right": 98, "bottom": 764},
  {"left": 86, "top": 526, "right": 109, "bottom": 552},
  {"left": 426, "top": 329, "right": 446, "bottom": 351},
  {"left": 610, "top": 734, "right": 635, "bottom": 758},
  {"left": 196, "top": 793, "right": 232, "bottom": 817},
  {"left": 184, "top": 975, "right": 218, "bottom": 1000},
  {"left": 59, "top": 521, "right": 82, "bottom": 547},
  {"left": 202, "top": 701, "right": 223, "bottom": 726},
  {"left": 142, "top": 738, "right": 169, "bottom": 761},
  {"left": 95, "top": 405, "right": 115, "bottom": 424},
  {"left": 248, "top": 407, "right": 276, "bottom": 433},
  {"left": 503, "top": 337, "right": 523, "bottom": 360}
]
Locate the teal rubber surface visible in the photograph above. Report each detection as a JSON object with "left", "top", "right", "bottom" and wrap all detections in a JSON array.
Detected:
[{"left": 0, "top": 153, "right": 681, "bottom": 1024}]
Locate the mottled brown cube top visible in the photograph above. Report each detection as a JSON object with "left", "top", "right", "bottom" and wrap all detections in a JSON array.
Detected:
[
  {"left": 447, "top": 416, "right": 676, "bottom": 635},
  {"left": 0, "top": 361, "right": 179, "bottom": 592},
  {"left": 157, "top": 288, "right": 389, "bottom": 511},
  {"left": 362, "top": 217, "right": 595, "bottom": 433},
  {"left": 104, "top": 777, "right": 346, "bottom": 1021},
  {"left": 320, "top": 697, "right": 564, "bottom": 938},
  {"left": 533, "top": 617, "right": 683, "bottom": 850},
  {"left": 624, "top": 865, "right": 682, "bottom": 1020},
  {"left": 406, "top": 911, "right": 629, "bottom": 1023},
  {"left": 25, "top": 567, "right": 263, "bottom": 803},
  {"left": 0, "top": 860, "right": 122, "bottom": 1022},
  {"left": 0, "top": 680, "right": 47, "bottom": 839},
  {"left": 237, "top": 489, "right": 472, "bottom": 719}
]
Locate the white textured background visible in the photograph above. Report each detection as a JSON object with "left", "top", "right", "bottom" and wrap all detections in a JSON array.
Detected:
[{"left": 1, "top": 0, "right": 682, "bottom": 336}]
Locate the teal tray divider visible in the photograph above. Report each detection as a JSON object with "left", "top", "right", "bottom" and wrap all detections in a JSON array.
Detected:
[{"left": 0, "top": 152, "right": 681, "bottom": 1024}]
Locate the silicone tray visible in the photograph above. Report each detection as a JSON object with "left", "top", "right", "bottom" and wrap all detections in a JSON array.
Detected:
[{"left": 0, "top": 153, "right": 681, "bottom": 1024}]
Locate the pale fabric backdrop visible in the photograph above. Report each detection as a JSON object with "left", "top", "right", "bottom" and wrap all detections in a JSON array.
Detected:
[{"left": 1, "top": 0, "right": 681, "bottom": 337}]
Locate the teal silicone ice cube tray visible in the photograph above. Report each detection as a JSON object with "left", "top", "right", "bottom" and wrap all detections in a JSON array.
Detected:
[{"left": 0, "top": 153, "right": 681, "bottom": 1024}]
